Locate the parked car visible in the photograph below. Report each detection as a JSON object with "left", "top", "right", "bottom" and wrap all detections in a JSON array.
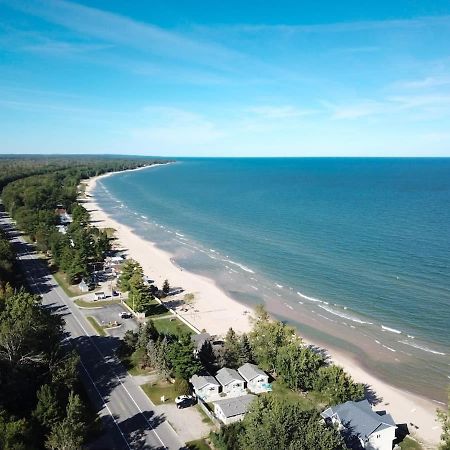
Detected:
[
  {"left": 119, "top": 312, "right": 132, "bottom": 319},
  {"left": 175, "top": 395, "right": 196, "bottom": 409}
]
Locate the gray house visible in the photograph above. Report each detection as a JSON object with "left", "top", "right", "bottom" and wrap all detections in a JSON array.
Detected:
[
  {"left": 321, "top": 400, "right": 396, "bottom": 450},
  {"left": 238, "top": 363, "right": 271, "bottom": 394},
  {"left": 78, "top": 279, "right": 90, "bottom": 293},
  {"left": 190, "top": 374, "right": 221, "bottom": 401},
  {"left": 213, "top": 394, "right": 256, "bottom": 425},
  {"left": 215, "top": 367, "right": 246, "bottom": 397}
]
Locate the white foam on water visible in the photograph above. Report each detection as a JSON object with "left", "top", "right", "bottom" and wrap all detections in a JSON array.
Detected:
[
  {"left": 298, "top": 301, "right": 304, "bottom": 304},
  {"left": 209, "top": 248, "right": 216, "bottom": 253},
  {"left": 407, "top": 335, "right": 415, "bottom": 339},
  {"left": 250, "top": 285, "right": 258, "bottom": 290},
  {"left": 318, "top": 314, "right": 335, "bottom": 323},
  {"left": 226, "top": 259, "right": 255, "bottom": 273},
  {"left": 175, "top": 232, "right": 184, "bottom": 237},
  {"left": 375, "top": 340, "right": 381, "bottom": 344},
  {"left": 297, "top": 291, "right": 322, "bottom": 303},
  {"left": 382, "top": 344, "right": 396, "bottom": 352},
  {"left": 140, "top": 215, "right": 147, "bottom": 219},
  {"left": 399, "top": 340, "right": 446, "bottom": 356},
  {"left": 284, "top": 303, "right": 294, "bottom": 310},
  {"left": 317, "top": 304, "right": 372, "bottom": 325},
  {"left": 276, "top": 283, "right": 283, "bottom": 288},
  {"left": 381, "top": 325, "right": 402, "bottom": 334}
]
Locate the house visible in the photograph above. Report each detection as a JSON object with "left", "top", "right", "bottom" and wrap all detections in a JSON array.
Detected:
[
  {"left": 189, "top": 374, "right": 221, "bottom": 401},
  {"left": 93, "top": 291, "right": 106, "bottom": 300},
  {"left": 213, "top": 394, "right": 256, "bottom": 425},
  {"left": 321, "top": 399, "right": 397, "bottom": 450},
  {"left": 215, "top": 367, "right": 246, "bottom": 397},
  {"left": 78, "top": 279, "right": 90, "bottom": 293},
  {"left": 192, "top": 332, "right": 212, "bottom": 355},
  {"left": 238, "top": 363, "right": 271, "bottom": 394}
]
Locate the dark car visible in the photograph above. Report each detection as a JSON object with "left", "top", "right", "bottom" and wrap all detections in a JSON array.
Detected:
[{"left": 175, "top": 395, "right": 196, "bottom": 409}]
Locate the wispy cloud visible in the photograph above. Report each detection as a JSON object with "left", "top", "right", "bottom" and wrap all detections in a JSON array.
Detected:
[
  {"left": 2, "top": 0, "right": 245, "bottom": 70},
  {"left": 322, "top": 100, "right": 386, "bottom": 119},
  {"left": 395, "top": 76, "right": 450, "bottom": 89},
  {"left": 247, "top": 105, "right": 316, "bottom": 119}
]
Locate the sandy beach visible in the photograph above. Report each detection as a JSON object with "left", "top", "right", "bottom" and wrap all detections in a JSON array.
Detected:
[{"left": 83, "top": 166, "right": 442, "bottom": 448}]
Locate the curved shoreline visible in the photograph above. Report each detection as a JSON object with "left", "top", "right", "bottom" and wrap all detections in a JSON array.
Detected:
[{"left": 83, "top": 165, "right": 442, "bottom": 447}]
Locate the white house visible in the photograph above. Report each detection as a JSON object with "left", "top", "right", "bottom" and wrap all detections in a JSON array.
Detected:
[
  {"left": 189, "top": 374, "right": 221, "bottom": 402},
  {"left": 321, "top": 399, "right": 397, "bottom": 450},
  {"left": 215, "top": 367, "right": 246, "bottom": 397},
  {"left": 213, "top": 394, "right": 256, "bottom": 425},
  {"left": 238, "top": 363, "right": 271, "bottom": 394},
  {"left": 78, "top": 279, "right": 90, "bottom": 293}
]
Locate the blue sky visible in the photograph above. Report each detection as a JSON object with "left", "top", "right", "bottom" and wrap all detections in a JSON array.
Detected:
[{"left": 1, "top": 0, "right": 450, "bottom": 156}]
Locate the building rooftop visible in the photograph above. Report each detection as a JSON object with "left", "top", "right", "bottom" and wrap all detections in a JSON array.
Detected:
[
  {"left": 190, "top": 374, "right": 220, "bottom": 390},
  {"left": 214, "top": 394, "right": 256, "bottom": 418},
  {"left": 215, "top": 367, "right": 244, "bottom": 386},
  {"left": 238, "top": 363, "right": 267, "bottom": 381},
  {"left": 321, "top": 400, "right": 396, "bottom": 440}
]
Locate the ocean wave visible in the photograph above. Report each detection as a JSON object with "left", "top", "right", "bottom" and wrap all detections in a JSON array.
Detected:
[
  {"left": 381, "top": 325, "right": 402, "bottom": 334},
  {"left": 399, "top": 340, "right": 446, "bottom": 356},
  {"left": 317, "top": 304, "right": 372, "bottom": 325},
  {"left": 284, "top": 303, "right": 294, "bottom": 310},
  {"left": 250, "top": 285, "right": 258, "bottom": 290},
  {"left": 297, "top": 291, "right": 322, "bottom": 303},
  {"left": 225, "top": 259, "right": 255, "bottom": 274},
  {"left": 141, "top": 215, "right": 148, "bottom": 219},
  {"left": 176, "top": 232, "right": 185, "bottom": 237},
  {"left": 276, "top": 283, "right": 283, "bottom": 288},
  {"left": 382, "top": 344, "right": 396, "bottom": 352}
]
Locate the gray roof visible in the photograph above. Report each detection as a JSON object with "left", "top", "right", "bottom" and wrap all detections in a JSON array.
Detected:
[
  {"left": 213, "top": 394, "right": 256, "bottom": 418},
  {"left": 321, "top": 400, "right": 396, "bottom": 441},
  {"left": 192, "top": 333, "right": 212, "bottom": 351},
  {"left": 215, "top": 367, "right": 244, "bottom": 386},
  {"left": 238, "top": 363, "right": 267, "bottom": 381},
  {"left": 190, "top": 374, "right": 220, "bottom": 390}
]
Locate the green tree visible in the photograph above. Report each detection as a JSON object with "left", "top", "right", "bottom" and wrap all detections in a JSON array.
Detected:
[
  {"left": 137, "top": 320, "right": 159, "bottom": 349},
  {"left": 33, "top": 384, "right": 62, "bottom": 430},
  {"left": 0, "top": 410, "right": 31, "bottom": 450},
  {"left": 118, "top": 259, "right": 143, "bottom": 292},
  {"left": 314, "top": 365, "right": 364, "bottom": 405},
  {"left": 46, "top": 392, "right": 87, "bottom": 450},
  {"left": 240, "top": 395, "right": 345, "bottom": 450},
  {"left": 276, "top": 343, "right": 323, "bottom": 391},
  {"left": 167, "top": 334, "right": 202, "bottom": 380}
]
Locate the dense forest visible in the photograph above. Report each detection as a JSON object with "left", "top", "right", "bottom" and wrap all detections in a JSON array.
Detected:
[{"left": 0, "top": 156, "right": 165, "bottom": 449}]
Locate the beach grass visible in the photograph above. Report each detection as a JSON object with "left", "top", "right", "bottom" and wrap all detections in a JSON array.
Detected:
[
  {"left": 86, "top": 316, "right": 106, "bottom": 336},
  {"left": 186, "top": 439, "right": 211, "bottom": 450},
  {"left": 141, "top": 380, "right": 176, "bottom": 405},
  {"left": 196, "top": 405, "right": 214, "bottom": 425},
  {"left": 153, "top": 316, "right": 193, "bottom": 336},
  {"left": 74, "top": 298, "right": 121, "bottom": 308}
]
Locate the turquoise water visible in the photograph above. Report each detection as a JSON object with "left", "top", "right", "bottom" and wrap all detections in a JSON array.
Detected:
[{"left": 95, "top": 158, "right": 450, "bottom": 401}]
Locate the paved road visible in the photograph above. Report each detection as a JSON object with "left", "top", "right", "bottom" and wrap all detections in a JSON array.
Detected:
[{"left": 0, "top": 211, "right": 186, "bottom": 450}]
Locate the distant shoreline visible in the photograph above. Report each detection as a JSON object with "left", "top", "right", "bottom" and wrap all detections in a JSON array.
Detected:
[{"left": 83, "top": 164, "right": 442, "bottom": 448}]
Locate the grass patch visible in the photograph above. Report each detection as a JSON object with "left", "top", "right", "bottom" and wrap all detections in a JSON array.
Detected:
[
  {"left": 141, "top": 380, "right": 177, "bottom": 405},
  {"left": 53, "top": 271, "right": 78, "bottom": 297},
  {"left": 186, "top": 439, "right": 211, "bottom": 450},
  {"left": 120, "top": 348, "right": 150, "bottom": 376},
  {"left": 399, "top": 437, "right": 424, "bottom": 450},
  {"left": 153, "top": 316, "right": 193, "bottom": 336},
  {"left": 86, "top": 316, "right": 106, "bottom": 336},
  {"left": 75, "top": 298, "right": 121, "bottom": 308},
  {"left": 196, "top": 405, "right": 214, "bottom": 425},
  {"left": 270, "top": 380, "right": 321, "bottom": 411}
]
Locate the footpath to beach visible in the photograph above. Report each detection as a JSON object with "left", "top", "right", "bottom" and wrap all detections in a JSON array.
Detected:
[{"left": 83, "top": 166, "right": 442, "bottom": 448}]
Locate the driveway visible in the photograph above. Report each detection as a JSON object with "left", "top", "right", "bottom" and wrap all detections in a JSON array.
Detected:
[{"left": 156, "top": 402, "right": 212, "bottom": 442}]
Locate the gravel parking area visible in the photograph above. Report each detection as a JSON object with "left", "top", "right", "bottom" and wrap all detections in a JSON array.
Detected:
[{"left": 156, "top": 403, "right": 212, "bottom": 442}]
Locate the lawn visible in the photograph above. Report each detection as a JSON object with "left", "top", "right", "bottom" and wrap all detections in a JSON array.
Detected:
[
  {"left": 53, "top": 271, "right": 79, "bottom": 297},
  {"left": 124, "top": 297, "right": 170, "bottom": 318},
  {"left": 270, "top": 380, "right": 322, "bottom": 411},
  {"left": 141, "top": 380, "right": 177, "bottom": 405},
  {"left": 120, "top": 348, "right": 150, "bottom": 376},
  {"left": 153, "top": 316, "right": 193, "bottom": 336},
  {"left": 86, "top": 316, "right": 106, "bottom": 336},
  {"left": 399, "top": 436, "right": 424, "bottom": 450},
  {"left": 75, "top": 298, "right": 121, "bottom": 308},
  {"left": 186, "top": 439, "right": 211, "bottom": 450}
]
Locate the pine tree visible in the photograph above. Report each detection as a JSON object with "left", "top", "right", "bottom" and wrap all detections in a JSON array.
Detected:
[{"left": 33, "top": 384, "right": 62, "bottom": 430}]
